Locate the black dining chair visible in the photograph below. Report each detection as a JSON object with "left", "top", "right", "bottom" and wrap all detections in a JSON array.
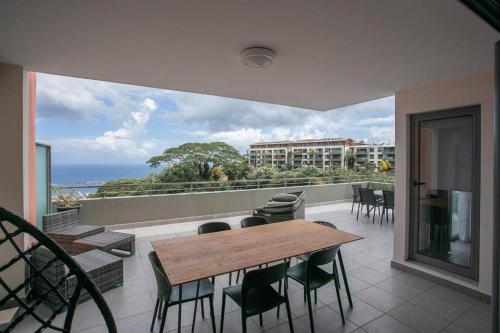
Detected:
[
  {"left": 351, "top": 183, "right": 362, "bottom": 214},
  {"left": 381, "top": 190, "right": 395, "bottom": 224},
  {"left": 287, "top": 246, "right": 344, "bottom": 332},
  {"left": 148, "top": 251, "right": 216, "bottom": 333},
  {"left": 240, "top": 216, "right": 268, "bottom": 228},
  {"left": 295, "top": 221, "right": 353, "bottom": 309},
  {"left": 358, "top": 188, "right": 383, "bottom": 223},
  {"left": 0, "top": 207, "right": 117, "bottom": 333},
  {"left": 220, "top": 261, "right": 294, "bottom": 333},
  {"left": 197, "top": 222, "right": 238, "bottom": 286}
]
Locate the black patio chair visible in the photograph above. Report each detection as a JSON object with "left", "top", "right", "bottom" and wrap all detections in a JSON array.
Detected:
[
  {"left": 351, "top": 184, "right": 362, "bottom": 214},
  {"left": 287, "top": 246, "right": 344, "bottom": 333},
  {"left": 358, "top": 188, "right": 383, "bottom": 223},
  {"left": 148, "top": 251, "right": 216, "bottom": 333},
  {"left": 240, "top": 216, "right": 268, "bottom": 228},
  {"left": 0, "top": 207, "right": 116, "bottom": 333},
  {"left": 381, "top": 190, "right": 395, "bottom": 224},
  {"left": 295, "top": 221, "right": 353, "bottom": 309},
  {"left": 220, "top": 261, "right": 294, "bottom": 333}
]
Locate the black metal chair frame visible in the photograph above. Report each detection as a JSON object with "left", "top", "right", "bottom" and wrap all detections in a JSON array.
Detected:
[
  {"left": 358, "top": 188, "right": 382, "bottom": 223},
  {"left": 380, "top": 190, "right": 395, "bottom": 225},
  {"left": 220, "top": 261, "right": 294, "bottom": 333},
  {"left": 351, "top": 184, "right": 362, "bottom": 214},
  {"left": 287, "top": 246, "right": 344, "bottom": 333},
  {"left": 0, "top": 207, "right": 116, "bottom": 333},
  {"left": 148, "top": 251, "right": 216, "bottom": 333}
]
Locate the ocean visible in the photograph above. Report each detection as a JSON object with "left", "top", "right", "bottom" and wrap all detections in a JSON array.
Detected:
[{"left": 51, "top": 164, "right": 154, "bottom": 185}]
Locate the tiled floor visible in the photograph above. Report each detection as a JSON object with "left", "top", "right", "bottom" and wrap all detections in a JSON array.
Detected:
[{"left": 15, "top": 202, "right": 491, "bottom": 332}]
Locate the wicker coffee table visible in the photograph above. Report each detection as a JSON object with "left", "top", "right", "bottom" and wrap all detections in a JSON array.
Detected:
[{"left": 73, "top": 231, "right": 135, "bottom": 256}]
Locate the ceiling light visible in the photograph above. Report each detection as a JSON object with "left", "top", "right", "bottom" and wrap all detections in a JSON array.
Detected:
[{"left": 241, "top": 47, "right": 275, "bottom": 68}]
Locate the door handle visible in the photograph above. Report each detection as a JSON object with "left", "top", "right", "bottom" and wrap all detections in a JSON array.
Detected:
[{"left": 413, "top": 180, "right": 426, "bottom": 186}]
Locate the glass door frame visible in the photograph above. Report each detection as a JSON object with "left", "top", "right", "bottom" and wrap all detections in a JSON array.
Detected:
[{"left": 409, "top": 105, "right": 481, "bottom": 280}]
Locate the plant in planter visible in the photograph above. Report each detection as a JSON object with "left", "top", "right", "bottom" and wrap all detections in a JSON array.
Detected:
[{"left": 52, "top": 186, "right": 82, "bottom": 213}]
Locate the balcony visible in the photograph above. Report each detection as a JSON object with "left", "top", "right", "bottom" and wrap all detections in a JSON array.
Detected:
[{"left": 15, "top": 200, "right": 491, "bottom": 333}]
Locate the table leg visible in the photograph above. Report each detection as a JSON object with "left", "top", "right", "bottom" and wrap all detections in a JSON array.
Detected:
[
  {"left": 178, "top": 284, "right": 182, "bottom": 333},
  {"left": 191, "top": 280, "right": 201, "bottom": 333}
]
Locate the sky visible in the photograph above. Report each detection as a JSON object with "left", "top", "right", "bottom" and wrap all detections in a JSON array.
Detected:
[{"left": 36, "top": 73, "right": 395, "bottom": 165}]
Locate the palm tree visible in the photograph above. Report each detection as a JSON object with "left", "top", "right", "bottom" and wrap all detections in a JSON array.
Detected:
[{"left": 344, "top": 150, "right": 356, "bottom": 169}]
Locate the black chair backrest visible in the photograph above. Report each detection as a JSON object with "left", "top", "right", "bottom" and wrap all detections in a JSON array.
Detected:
[
  {"left": 197, "top": 222, "right": 231, "bottom": 234},
  {"left": 240, "top": 216, "right": 268, "bottom": 228},
  {"left": 359, "top": 188, "right": 377, "bottom": 205},
  {"left": 148, "top": 251, "right": 172, "bottom": 301},
  {"left": 351, "top": 184, "right": 362, "bottom": 199},
  {"left": 241, "top": 261, "right": 289, "bottom": 301},
  {"left": 383, "top": 190, "right": 395, "bottom": 208},
  {"left": 0, "top": 207, "right": 116, "bottom": 333},
  {"left": 307, "top": 246, "right": 340, "bottom": 271},
  {"left": 313, "top": 221, "right": 337, "bottom": 230}
]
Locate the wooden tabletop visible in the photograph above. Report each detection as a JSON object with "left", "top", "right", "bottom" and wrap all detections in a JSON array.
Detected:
[{"left": 152, "top": 219, "right": 363, "bottom": 285}]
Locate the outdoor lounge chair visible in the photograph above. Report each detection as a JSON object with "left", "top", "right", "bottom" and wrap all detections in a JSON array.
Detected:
[
  {"left": 253, "top": 191, "right": 305, "bottom": 223},
  {"left": 43, "top": 209, "right": 104, "bottom": 254},
  {"left": 31, "top": 246, "right": 123, "bottom": 309}
]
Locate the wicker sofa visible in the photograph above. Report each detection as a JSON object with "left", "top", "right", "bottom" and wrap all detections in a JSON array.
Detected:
[
  {"left": 31, "top": 246, "right": 123, "bottom": 309},
  {"left": 253, "top": 191, "right": 305, "bottom": 223},
  {"left": 43, "top": 209, "right": 104, "bottom": 254}
]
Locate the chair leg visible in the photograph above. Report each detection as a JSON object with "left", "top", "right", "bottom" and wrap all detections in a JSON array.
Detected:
[
  {"left": 303, "top": 286, "right": 306, "bottom": 303},
  {"left": 242, "top": 313, "right": 247, "bottom": 333},
  {"left": 220, "top": 293, "right": 226, "bottom": 333},
  {"left": 201, "top": 298, "right": 205, "bottom": 319},
  {"left": 229, "top": 272, "right": 232, "bottom": 286},
  {"left": 151, "top": 298, "right": 159, "bottom": 331},
  {"left": 306, "top": 286, "right": 315, "bottom": 333},
  {"left": 158, "top": 300, "right": 163, "bottom": 319},
  {"left": 209, "top": 295, "right": 216, "bottom": 333},
  {"left": 159, "top": 302, "right": 169, "bottom": 333},
  {"left": 236, "top": 270, "right": 240, "bottom": 283},
  {"left": 284, "top": 294, "right": 294, "bottom": 333},
  {"left": 277, "top": 279, "right": 282, "bottom": 318},
  {"left": 372, "top": 207, "right": 376, "bottom": 224},
  {"left": 259, "top": 313, "right": 263, "bottom": 326},
  {"left": 351, "top": 200, "right": 355, "bottom": 213},
  {"left": 386, "top": 207, "right": 389, "bottom": 222},
  {"left": 380, "top": 207, "right": 385, "bottom": 226},
  {"left": 314, "top": 289, "right": 317, "bottom": 304},
  {"left": 337, "top": 253, "right": 352, "bottom": 308},
  {"left": 333, "top": 262, "right": 340, "bottom": 288},
  {"left": 356, "top": 203, "right": 361, "bottom": 220},
  {"left": 333, "top": 271, "right": 345, "bottom": 325}
]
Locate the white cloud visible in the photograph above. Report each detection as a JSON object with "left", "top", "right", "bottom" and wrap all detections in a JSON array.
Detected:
[
  {"left": 358, "top": 115, "right": 395, "bottom": 126},
  {"left": 368, "top": 126, "right": 395, "bottom": 143}
]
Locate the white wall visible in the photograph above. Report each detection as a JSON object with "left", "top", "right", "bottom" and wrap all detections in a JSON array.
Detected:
[
  {"left": 0, "top": 63, "right": 29, "bottom": 299},
  {"left": 393, "top": 71, "right": 494, "bottom": 296},
  {"left": 79, "top": 183, "right": 354, "bottom": 227}
]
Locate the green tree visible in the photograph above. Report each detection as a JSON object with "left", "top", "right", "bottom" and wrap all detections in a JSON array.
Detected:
[
  {"left": 364, "top": 161, "right": 376, "bottom": 174},
  {"left": 344, "top": 150, "right": 356, "bottom": 169},
  {"left": 147, "top": 142, "right": 247, "bottom": 181},
  {"left": 255, "top": 166, "right": 274, "bottom": 179},
  {"left": 378, "top": 159, "right": 392, "bottom": 172}
]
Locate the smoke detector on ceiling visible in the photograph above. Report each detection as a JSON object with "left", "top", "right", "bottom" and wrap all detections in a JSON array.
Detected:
[{"left": 241, "top": 47, "right": 275, "bottom": 68}]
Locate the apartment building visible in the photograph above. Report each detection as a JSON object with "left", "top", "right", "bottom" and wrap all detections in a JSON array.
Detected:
[
  {"left": 248, "top": 138, "right": 356, "bottom": 169},
  {"left": 249, "top": 139, "right": 395, "bottom": 171},
  {"left": 352, "top": 144, "right": 395, "bottom": 170}
]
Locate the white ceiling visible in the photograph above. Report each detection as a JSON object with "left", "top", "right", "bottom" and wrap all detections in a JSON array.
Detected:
[{"left": 0, "top": 0, "right": 498, "bottom": 111}]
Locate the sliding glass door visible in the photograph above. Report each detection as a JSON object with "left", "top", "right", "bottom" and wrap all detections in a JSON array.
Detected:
[{"left": 410, "top": 106, "right": 480, "bottom": 279}]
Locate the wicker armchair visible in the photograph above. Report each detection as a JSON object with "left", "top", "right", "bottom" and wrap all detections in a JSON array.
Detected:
[
  {"left": 253, "top": 191, "right": 305, "bottom": 223},
  {"left": 32, "top": 247, "right": 123, "bottom": 309},
  {"left": 43, "top": 209, "right": 104, "bottom": 253}
]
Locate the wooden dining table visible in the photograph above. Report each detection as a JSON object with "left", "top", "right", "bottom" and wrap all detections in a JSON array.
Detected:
[{"left": 152, "top": 219, "right": 363, "bottom": 332}]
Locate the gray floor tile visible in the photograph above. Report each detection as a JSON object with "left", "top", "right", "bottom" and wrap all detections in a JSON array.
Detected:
[
  {"left": 348, "top": 267, "right": 390, "bottom": 285},
  {"left": 440, "top": 324, "right": 474, "bottom": 333},
  {"left": 374, "top": 278, "right": 423, "bottom": 301},
  {"left": 300, "top": 305, "right": 359, "bottom": 333},
  {"left": 387, "top": 303, "right": 449, "bottom": 333},
  {"left": 391, "top": 272, "right": 435, "bottom": 291},
  {"left": 330, "top": 298, "right": 383, "bottom": 327},
  {"left": 354, "top": 286, "right": 404, "bottom": 312},
  {"left": 361, "top": 314, "right": 416, "bottom": 333},
  {"left": 409, "top": 291, "right": 474, "bottom": 321},
  {"left": 452, "top": 302, "right": 491, "bottom": 333}
]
